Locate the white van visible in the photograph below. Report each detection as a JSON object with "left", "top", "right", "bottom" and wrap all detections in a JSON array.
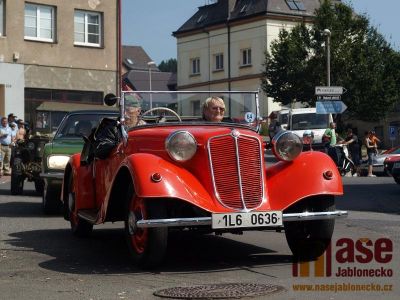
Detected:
[{"left": 287, "top": 108, "right": 333, "bottom": 148}]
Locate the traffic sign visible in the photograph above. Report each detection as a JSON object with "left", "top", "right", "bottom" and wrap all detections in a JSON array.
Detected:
[
  {"left": 316, "top": 101, "right": 347, "bottom": 114},
  {"left": 389, "top": 126, "right": 396, "bottom": 141},
  {"left": 317, "top": 95, "right": 341, "bottom": 101},
  {"left": 315, "top": 86, "right": 344, "bottom": 95}
]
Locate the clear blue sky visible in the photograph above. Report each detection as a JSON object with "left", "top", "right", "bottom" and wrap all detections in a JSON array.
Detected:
[{"left": 122, "top": 0, "right": 399, "bottom": 65}]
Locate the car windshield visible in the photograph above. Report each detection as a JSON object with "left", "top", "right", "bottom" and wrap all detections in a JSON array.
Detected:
[
  {"left": 54, "top": 113, "right": 117, "bottom": 139},
  {"left": 291, "top": 113, "right": 329, "bottom": 130},
  {"left": 122, "top": 91, "right": 260, "bottom": 130}
]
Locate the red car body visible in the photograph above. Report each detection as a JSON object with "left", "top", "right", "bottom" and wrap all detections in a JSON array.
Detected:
[
  {"left": 61, "top": 91, "right": 345, "bottom": 267},
  {"left": 384, "top": 155, "right": 400, "bottom": 184}
]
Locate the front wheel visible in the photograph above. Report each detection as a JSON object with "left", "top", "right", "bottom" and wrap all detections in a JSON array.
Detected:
[
  {"left": 11, "top": 174, "right": 24, "bottom": 195},
  {"left": 34, "top": 179, "right": 45, "bottom": 195},
  {"left": 42, "top": 183, "right": 62, "bottom": 214},
  {"left": 125, "top": 191, "right": 168, "bottom": 268},
  {"left": 284, "top": 196, "right": 335, "bottom": 261}
]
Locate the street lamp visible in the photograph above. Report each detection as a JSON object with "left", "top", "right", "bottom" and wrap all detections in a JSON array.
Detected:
[
  {"left": 147, "top": 61, "right": 156, "bottom": 110},
  {"left": 323, "top": 29, "right": 331, "bottom": 87}
]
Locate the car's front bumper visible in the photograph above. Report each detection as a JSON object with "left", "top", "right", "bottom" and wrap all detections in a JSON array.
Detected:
[
  {"left": 134, "top": 210, "right": 348, "bottom": 229},
  {"left": 40, "top": 172, "right": 64, "bottom": 180}
]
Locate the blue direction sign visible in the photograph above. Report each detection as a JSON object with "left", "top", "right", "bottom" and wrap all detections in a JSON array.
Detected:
[
  {"left": 389, "top": 126, "right": 396, "bottom": 141},
  {"left": 316, "top": 101, "right": 347, "bottom": 114}
]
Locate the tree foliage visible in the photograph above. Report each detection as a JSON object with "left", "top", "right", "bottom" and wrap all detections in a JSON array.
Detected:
[
  {"left": 261, "top": 0, "right": 400, "bottom": 121},
  {"left": 158, "top": 58, "right": 177, "bottom": 72}
]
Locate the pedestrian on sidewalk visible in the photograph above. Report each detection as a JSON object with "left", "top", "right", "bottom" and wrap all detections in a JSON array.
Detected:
[
  {"left": 0, "top": 117, "right": 12, "bottom": 176},
  {"left": 16, "top": 120, "right": 26, "bottom": 141},
  {"left": 343, "top": 128, "right": 361, "bottom": 176},
  {"left": 365, "top": 130, "right": 378, "bottom": 177}
]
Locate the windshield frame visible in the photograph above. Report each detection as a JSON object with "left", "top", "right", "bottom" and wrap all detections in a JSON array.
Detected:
[{"left": 120, "top": 90, "right": 260, "bottom": 131}]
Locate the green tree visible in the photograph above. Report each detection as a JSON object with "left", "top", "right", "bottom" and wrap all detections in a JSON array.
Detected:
[
  {"left": 158, "top": 58, "right": 177, "bottom": 72},
  {"left": 262, "top": 0, "right": 400, "bottom": 121}
]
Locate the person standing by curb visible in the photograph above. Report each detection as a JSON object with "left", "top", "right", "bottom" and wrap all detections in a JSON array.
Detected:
[
  {"left": 0, "top": 117, "right": 12, "bottom": 176},
  {"left": 365, "top": 130, "right": 378, "bottom": 177}
]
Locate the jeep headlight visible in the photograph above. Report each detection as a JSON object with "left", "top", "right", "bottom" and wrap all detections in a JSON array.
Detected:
[
  {"left": 27, "top": 142, "right": 35, "bottom": 150},
  {"left": 47, "top": 155, "right": 70, "bottom": 170},
  {"left": 165, "top": 131, "right": 197, "bottom": 162},
  {"left": 272, "top": 131, "right": 303, "bottom": 161}
]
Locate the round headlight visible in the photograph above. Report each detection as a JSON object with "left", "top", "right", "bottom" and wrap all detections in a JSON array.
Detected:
[
  {"left": 27, "top": 142, "right": 35, "bottom": 150},
  {"left": 48, "top": 155, "right": 70, "bottom": 170},
  {"left": 165, "top": 131, "right": 197, "bottom": 162},
  {"left": 272, "top": 131, "right": 303, "bottom": 161}
]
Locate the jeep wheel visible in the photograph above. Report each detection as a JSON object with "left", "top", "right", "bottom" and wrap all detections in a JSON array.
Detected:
[
  {"left": 34, "top": 179, "right": 45, "bottom": 195},
  {"left": 11, "top": 173, "right": 24, "bottom": 195},
  {"left": 68, "top": 174, "right": 93, "bottom": 237},
  {"left": 42, "top": 183, "right": 61, "bottom": 214},
  {"left": 125, "top": 191, "right": 168, "bottom": 268},
  {"left": 284, "top": 195, "right": 335, "bottom": 261}
]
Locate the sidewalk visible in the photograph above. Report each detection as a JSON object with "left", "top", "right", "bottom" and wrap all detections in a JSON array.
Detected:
[{"left": 0, "top": 175, "right": 11, "bottom": 184}]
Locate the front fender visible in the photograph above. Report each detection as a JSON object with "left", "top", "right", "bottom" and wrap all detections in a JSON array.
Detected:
[
  {"left": 125, "top": 153, "right": 215, "bottom": 211},
  {"left": 266, "top": 151, "right": 343, "bottom": 210}
]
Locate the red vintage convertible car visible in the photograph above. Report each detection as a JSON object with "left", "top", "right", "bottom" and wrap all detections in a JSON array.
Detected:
[{"left": 61, "top": 91, "right": 346, "bottom": 267}]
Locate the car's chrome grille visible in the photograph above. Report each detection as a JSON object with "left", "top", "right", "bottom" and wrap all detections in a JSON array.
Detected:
[{"left": 209, "top": 133, "right": 264, "bottom": 210}]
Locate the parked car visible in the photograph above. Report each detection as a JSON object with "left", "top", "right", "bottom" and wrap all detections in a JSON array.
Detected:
[
  {"left": 11, "top": 134, "right": 50, "bottom": 195},
  {"left": 61, "top": 91, "right": 346, "bottom": 268},
  {"left": 268, "top": 109, "right": 289, "bottom": 139},
  {"left": 360, "top": 146, "right": 400, "bottom": 175},
  {"left": 40, "top": 110, "right": 118, "bottom": 214},
  {"left": 384, "top": 155, "right": 400, "bottom": 184}
]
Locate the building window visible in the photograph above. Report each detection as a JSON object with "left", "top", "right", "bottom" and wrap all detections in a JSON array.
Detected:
[
  {"left": 0, "top": 0, "right": 4, "bottom": 36},
  {"left": 74, "top": 10, "right": 102, "bottom": 47},
  {"left": 190, "top": 58, "right": 200, "bottom": 75},
  {"left": 285, "top": 0, "right": 306, "bottom": 11},
  {"left": 192, "top": 100, "right": 200, "bottom": 116},
  {"left": 214, "top": 53, "right": 224, "bottom": 71},
  {"left": 241, "top": 48, "right": 252, "bottom": 66},
  {"left": 24, "top": 3, "right": 55, "bottom": 42}
]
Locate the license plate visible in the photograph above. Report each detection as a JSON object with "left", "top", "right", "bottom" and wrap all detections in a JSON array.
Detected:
[
  {"left": 394, "top": 162, "right": 400, "bottom": 169},
  {"left": 212, "top": 211, "right": 282, "bottom": 229}
]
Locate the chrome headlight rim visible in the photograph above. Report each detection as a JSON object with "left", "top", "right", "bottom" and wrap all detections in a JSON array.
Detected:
[
  {"left": 27, "top": 142, "right": 35, "bottom": 150},
  {"left": 165, "top": 130, "right": 197, "bottom": 162},
  {"left": 272, "top": 131, "right": 303, "bottom": 161},
  {"left": 47, "top": 155, "right": 70, "bottom": 170}
]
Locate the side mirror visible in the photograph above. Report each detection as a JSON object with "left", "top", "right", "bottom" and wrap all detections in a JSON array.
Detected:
[{"left": 104, "top": 93, "right": 118, "bottom": 106}]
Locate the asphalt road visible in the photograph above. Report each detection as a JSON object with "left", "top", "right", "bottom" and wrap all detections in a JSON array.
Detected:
[{"left": 0, "top": 176, "right": 399, "bottom": 300}]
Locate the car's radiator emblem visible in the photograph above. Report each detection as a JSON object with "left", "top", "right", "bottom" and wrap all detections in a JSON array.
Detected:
[{"left": 231, "top": 129, "right": 240, "bottom": 137}]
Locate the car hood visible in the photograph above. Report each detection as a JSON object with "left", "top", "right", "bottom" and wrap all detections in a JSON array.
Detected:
[
  {"left": 374, "top": 153, "right": 392, "bottom": 165},
  {"left": 49, "top": 138, "right": 84, "bottom": 155}
]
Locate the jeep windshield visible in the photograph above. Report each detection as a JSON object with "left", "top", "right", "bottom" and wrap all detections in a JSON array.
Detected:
[
  {"left": 54, "top": 112, "right": 118, "bottom": 139},
  {"left": 291, "top": 113, "right": 329, "bottom": 130},
  {"left": 122, "top": 91, "right": 260, "bottom": 131}
]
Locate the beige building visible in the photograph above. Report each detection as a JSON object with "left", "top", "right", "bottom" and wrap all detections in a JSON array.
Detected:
[
  {"left": 0, "top": 0, "right": 118, "bottom": 131},
  {"left": 173, "top": 0, "right": 331, "bottom": 118}
]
